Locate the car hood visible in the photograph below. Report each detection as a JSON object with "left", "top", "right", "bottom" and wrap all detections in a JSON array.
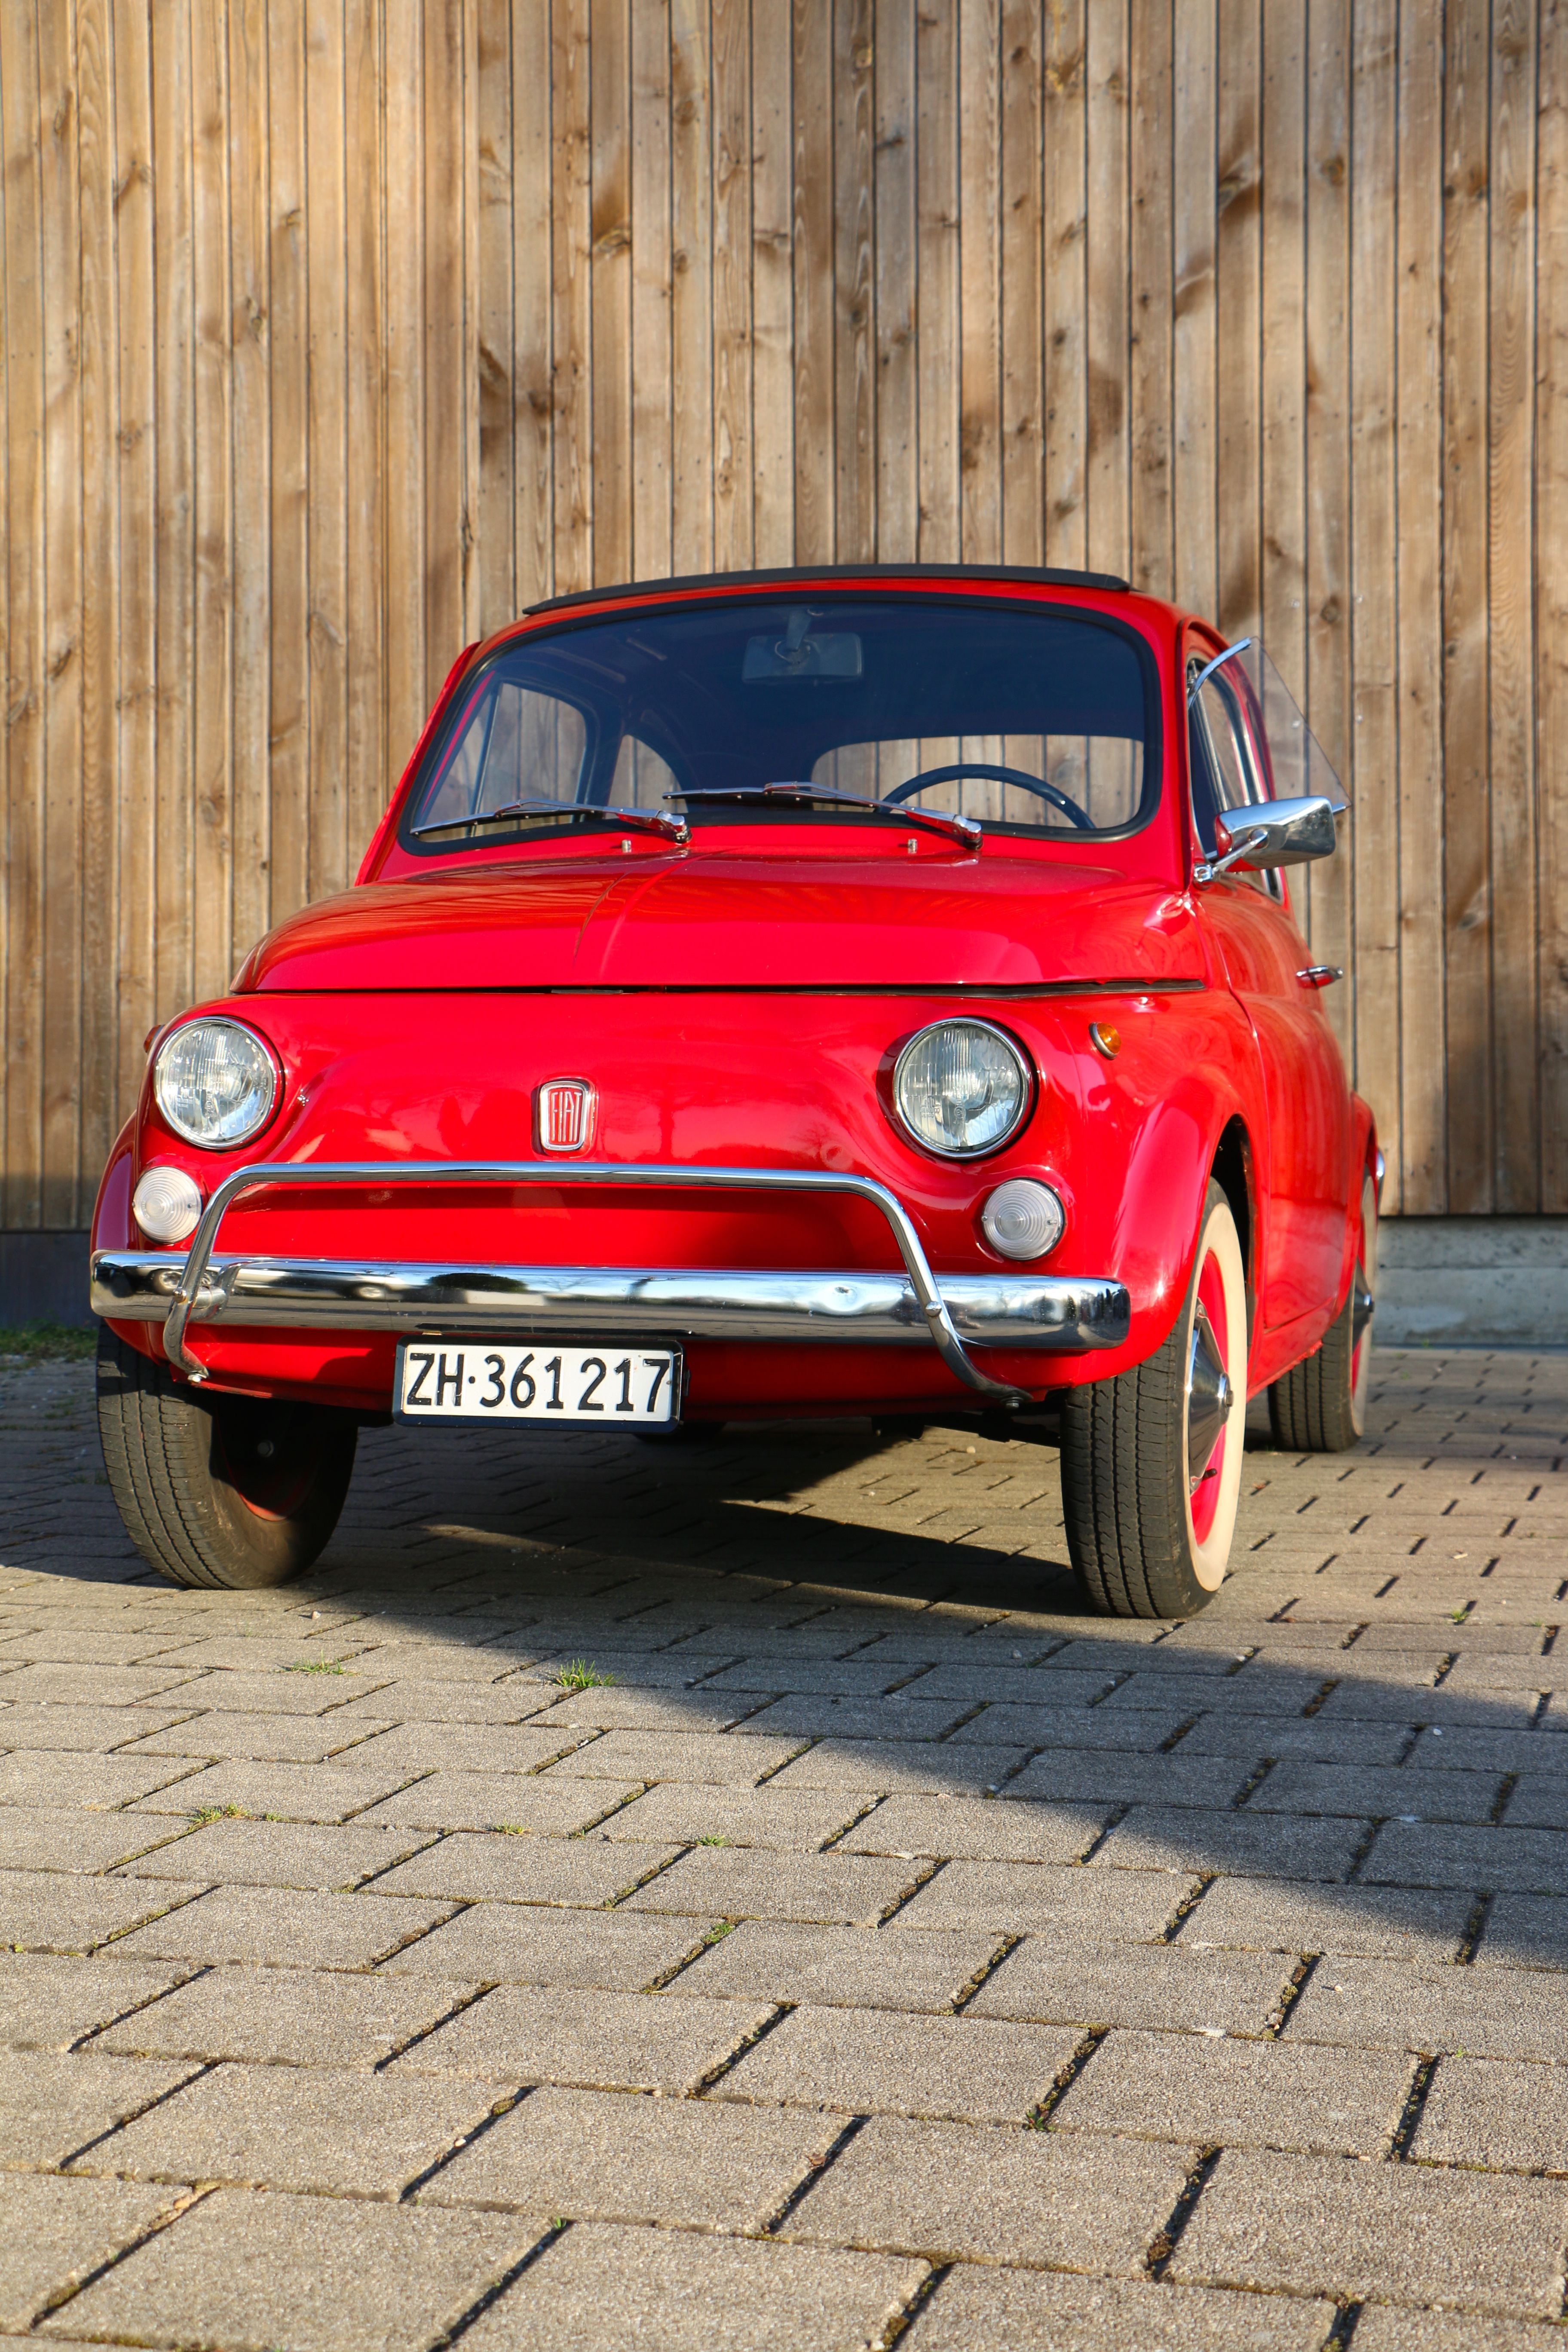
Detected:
[{"left": 237, "top": 852, "right": 1207, "bottom": 993}]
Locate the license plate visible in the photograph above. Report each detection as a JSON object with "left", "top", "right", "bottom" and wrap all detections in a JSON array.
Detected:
[{"left": 396, "top": 1342, "right": 680, "bottom": 1424}]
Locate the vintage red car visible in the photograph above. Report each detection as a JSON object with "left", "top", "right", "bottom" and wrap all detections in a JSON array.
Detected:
[{"left": 92, "top": 564, "right": 1378, "bottom": 1618}]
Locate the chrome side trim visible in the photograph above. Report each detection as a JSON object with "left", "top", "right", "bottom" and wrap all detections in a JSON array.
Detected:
[
  {"left": 127, "top": 1159, "right": 1132, "bottom": 1406},
  {"left": 93, "top": 1251, "right": 1130, "bottom": 1354}
]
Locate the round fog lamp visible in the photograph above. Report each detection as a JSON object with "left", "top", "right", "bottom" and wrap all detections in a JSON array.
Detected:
[
  {"left": 981, "top": 1178, "right": 1065, "bottom": 1261},
  {"left": 893, "top": 1019, "right": 1031, "bottom": 1157},
  {"left": 133, "top": 1164, "right": 204, "bottom": 1245}
]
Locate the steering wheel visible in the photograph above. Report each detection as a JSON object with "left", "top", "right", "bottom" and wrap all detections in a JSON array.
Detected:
[{"left": 882, "top": 762, "right": 1096, "bottom": 833}]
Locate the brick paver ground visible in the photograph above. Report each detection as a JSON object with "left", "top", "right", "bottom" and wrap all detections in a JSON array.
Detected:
[{"left": 1, "top": 1345, "right": 1566, "bottom": 2350}]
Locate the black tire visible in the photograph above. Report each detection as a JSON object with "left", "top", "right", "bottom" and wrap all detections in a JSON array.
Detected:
[
  {"left": 1060, "top": 1181, "right": 1248, "bottom": 1620},
  {"left": 1268, "top": 1169, "right": 1378, "bottom": 1453},
  {"left": 97, "top": 1325, "right": 357, "bottom": 1589}
]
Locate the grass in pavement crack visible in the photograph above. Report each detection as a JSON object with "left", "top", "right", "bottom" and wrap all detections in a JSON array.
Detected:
[
  {"left": 1158, "top": 1714, "right": 1203, "bottom": 1753},
  {"left": 69, "top": 1963, "right": 214, "bottom": 2053},
  {"left": 551, "top": 1659, "right": 617, "bottom": 1691},
  {"left": 1074, "top": 1804, "right": 1130, "bottom": 1866},
  {"left": 872, "top": 2262, "right": 952, "bottom": 2351},
  {"left": 97, "top": 1882, "right": 215, "bottom": 1954},
  {"left": 642, "top": 1919, "right": 738, "bottom": 1991},
  {"left": 759, "top": 2110, "right": 867, "bottom": 2233},
  {"left": 429, "top": 2220, "right": 570, "bottom": 2352},
  {"left": 401, "top": 2086, "right": 532, "bottom": 2200},
  {"left": 374, "top": 1978, "right": 501, "bottom": 2072},
  {"left": 689, "top": 2000, "right": 796, "bottom": 2096},
  {"left": 875, "top": 1855, "right": 946, "bottom": 1925},
  {"left": 1265, "top": 1951, "right": 1322, "bottom": 2037},
  {"left": 60, "top": 2060, "right": 219, "bottom": 2169},
  {"left": 752, "top": 1739, "right": 816, "bottom": 1787},
  {"left": 350, "top": 1828, "right": 445, "bottom": 1891},
  {"left": 1387, "top": 2054, "right": 1439, "bottom": 2160},
  {"left": 950, "top": 1932, "right": 1023, "bottom": 2015},
  {"left": 1145, "top": 2145, "right": 1222, "bottom": 2276},
  {"left": 1160, "top": 1873, "right": 1218, "bottom": 1944},
  {"left": 1230, "top": 1758, "right": 1276, "bottom": 1809},
  {"left": 1454, "top": 1892, "right": 1492, "bottom": 1966},
  {"left": 1343, "top": 1817, "right": 1384, "bottom": 1880},
  {"left": 1026, "top": 2025, "right": 1109, "bottom": 2128},
  {"left": 817, "top": 1794, "right": 889, "bottom": 1853},
  {"left": 35, "top": 2185, "right": 220, "bottom": 2323},
  {"left": 607, "top": 1842, "right": 697, "bottom": 1908}
]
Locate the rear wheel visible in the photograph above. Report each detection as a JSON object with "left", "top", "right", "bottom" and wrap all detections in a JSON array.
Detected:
[
  {"left": 97, "top": 1326, "right": 357, "bottom": 1589},
  {"left": 1060, "top": 1180, "right": 1248, "bottom": 1619},
  {"left": 1268, "top": 1169, "right": 1378, "bottom": 1453}
]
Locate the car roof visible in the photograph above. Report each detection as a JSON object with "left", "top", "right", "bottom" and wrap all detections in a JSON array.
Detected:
[{"left": 524, "top": 561, "right": 1133, "bottom": 614}]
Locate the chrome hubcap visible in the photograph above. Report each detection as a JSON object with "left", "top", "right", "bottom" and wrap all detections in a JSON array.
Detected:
[
  {"left": 1187, "top": 1302, "right": 1234, "bottom": 1488},
  {"left": 1353, "top": 1282, "right": 1375, "bottom": 1348}
]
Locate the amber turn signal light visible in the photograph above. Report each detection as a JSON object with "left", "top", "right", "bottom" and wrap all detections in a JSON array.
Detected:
[{"left": 1089, "top": 1022, "right": 1121, "bottom": 1058}]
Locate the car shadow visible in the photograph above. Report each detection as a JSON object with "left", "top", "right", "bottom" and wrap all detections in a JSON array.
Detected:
[
  {"left": 270, "top": 1370, "right": 1568, "bottom": 1976},
  {"left": 10, "top": 1348, "right": 1566, "bottom": 1977}
]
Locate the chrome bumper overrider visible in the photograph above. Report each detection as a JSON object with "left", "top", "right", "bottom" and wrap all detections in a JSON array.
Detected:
[{"left": 93, "top": 1159, "right": 1131, "bottom": 1408}]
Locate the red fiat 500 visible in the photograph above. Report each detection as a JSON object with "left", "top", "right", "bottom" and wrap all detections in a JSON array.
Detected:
[{"left": 92, "top": 566, "right": 1378, "bottom": 1617}]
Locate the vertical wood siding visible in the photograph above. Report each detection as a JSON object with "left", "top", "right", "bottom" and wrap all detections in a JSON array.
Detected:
[{"left": 0, "top": 0, "right": 1562, "bottom": 1222}]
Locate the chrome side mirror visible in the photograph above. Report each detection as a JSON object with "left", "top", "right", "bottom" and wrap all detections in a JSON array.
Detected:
[{"left": 1194, "top": 794, "right": 1343, "bottom": 884}]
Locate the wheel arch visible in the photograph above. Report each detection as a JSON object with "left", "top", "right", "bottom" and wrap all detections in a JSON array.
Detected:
[
  {"left": 1104, "top": 1078, "right": 1265, "bottom": 1385},
  {"left": 1209, "top": 1114, "right": 1258, "bottom": 1307},
  {"left": 1335, "top": 1092, "right": 1380, "bottom": 1312}
]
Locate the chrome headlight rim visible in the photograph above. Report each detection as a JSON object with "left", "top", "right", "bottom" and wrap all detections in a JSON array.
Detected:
[
  {"left": 152, "top": 1016, "right": 282, "bottom": 1152},
  {"left": 889, "top": 1016, "right": 1036, "bottom": 1161}
]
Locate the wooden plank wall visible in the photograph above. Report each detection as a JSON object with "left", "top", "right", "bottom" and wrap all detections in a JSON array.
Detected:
[{"left": 1, "top": 0, "right": 1563, "bottom": 1225}]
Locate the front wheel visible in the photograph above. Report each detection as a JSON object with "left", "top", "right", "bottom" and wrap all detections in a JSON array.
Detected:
[
  {"left": 1268, "top": 1168, "right": 1378, "bottom": 1452},
  {"left": 97, "top": 1326, "right": 357, "bottom": 1589},
  {"left": 1060, "top": 1180, "right": 1248, "bottom": 1619}
]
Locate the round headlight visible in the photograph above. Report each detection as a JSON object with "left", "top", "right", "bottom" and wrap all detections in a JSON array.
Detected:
[
  {"left": 153, "top": 1020, "right": 279, "bottom": 1149},
  {"left": 892, "top": 1020, "right": 1032, "bottom": 1158},
  {"left": 981, "top": 1178, "right": 1065, "bottom": 1261},
  {"left": 132, "top": 1164, "right": 204, "bottom": 1244}
]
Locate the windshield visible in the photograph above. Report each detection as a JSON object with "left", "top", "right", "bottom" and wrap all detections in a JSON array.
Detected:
[{"left": 401, "top": 595, "right": 1158, "bottom": 852}]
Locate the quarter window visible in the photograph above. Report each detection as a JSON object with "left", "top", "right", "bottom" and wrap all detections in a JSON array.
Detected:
[{"left": 1188, "top": 659, "right": 1282, "bottom": 899}]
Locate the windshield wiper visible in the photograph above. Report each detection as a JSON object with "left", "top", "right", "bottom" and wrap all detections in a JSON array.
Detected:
[
  {"left": 413, "top": 797, "right": 689, "bottom": 844},
  {"left": 666, "top": 781, "right": 981, "bottom": 848}
]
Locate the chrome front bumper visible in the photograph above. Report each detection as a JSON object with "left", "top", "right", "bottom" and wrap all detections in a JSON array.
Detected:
[{"left": 93, "top": 1159, "right": 1131, "bottom": 1408}]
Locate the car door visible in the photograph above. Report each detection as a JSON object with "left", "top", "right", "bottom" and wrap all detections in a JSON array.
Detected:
[{"left": 1188, "top": 648, "right": 1352, "bottom": 1333}]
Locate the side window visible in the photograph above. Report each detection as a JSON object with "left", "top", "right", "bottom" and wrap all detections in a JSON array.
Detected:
[{"left": 1188, "top": 662, "right": 1282, "bottom": 899}]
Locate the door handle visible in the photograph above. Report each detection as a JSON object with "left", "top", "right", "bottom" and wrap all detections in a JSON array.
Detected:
[{"left": 1296, "top": 965, "right": 1343, "bottom": 988}]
